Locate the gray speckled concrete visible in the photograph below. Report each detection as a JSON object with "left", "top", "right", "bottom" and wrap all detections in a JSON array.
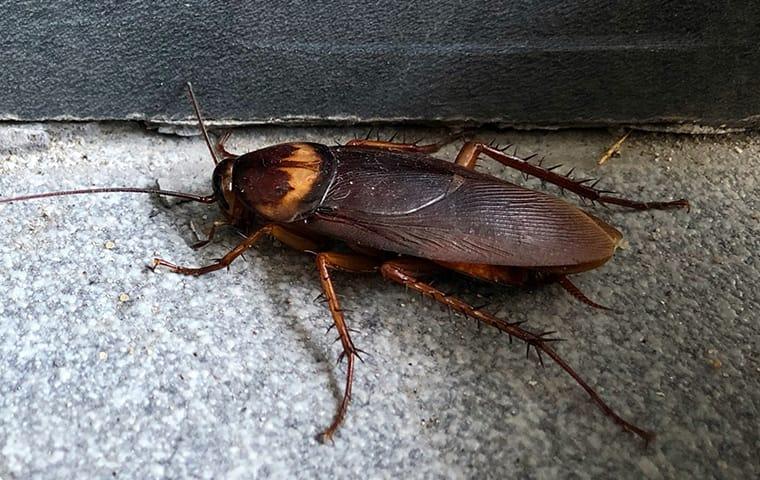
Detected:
[{"left": 0, "top": 123, "right": 757, "bottom": 479}]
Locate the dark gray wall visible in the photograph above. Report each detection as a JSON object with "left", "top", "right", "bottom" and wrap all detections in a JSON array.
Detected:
[{"left": 2, "top": 1, "right": 759, "bottom": 127}]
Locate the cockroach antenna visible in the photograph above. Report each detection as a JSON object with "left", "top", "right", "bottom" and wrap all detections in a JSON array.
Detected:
[
  {"left": 185, "top": 82, "right": 220, "bottom": 165},
  {"left": 0, "top": 187, "right": 216, "bottom": 205},
  {"left": 0, "top": 83, "right": 219, "bottom": 206}
]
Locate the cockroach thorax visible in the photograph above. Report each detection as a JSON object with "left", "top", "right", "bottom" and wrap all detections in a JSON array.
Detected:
[{"left": 231, "top": 142, "right": 335, "bottom": 223}]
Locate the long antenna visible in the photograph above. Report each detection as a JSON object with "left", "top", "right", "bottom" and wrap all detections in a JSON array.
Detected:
[
  {"left": 0, "top": 187, "right": 216, "bottom": 205},
  {"left": 0, "top": 83, "right": 221, "bottom": 206},
  {"left": 186, "top": 82, "right": 220, "bottom": 165}
]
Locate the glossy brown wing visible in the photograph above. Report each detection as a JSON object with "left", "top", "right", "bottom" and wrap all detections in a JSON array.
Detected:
[{"left": 305, "top": 147, "right": 620, "bottom": 269}]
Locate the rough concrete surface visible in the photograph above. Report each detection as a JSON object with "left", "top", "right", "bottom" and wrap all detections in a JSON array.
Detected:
[{"left": 0, "top": 123, "right": 757, "bottom": 479}]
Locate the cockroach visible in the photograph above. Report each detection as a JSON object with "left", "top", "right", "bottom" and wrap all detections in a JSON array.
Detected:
[{"left": 0, "top": 83, "right": 688, "bottom": 444}]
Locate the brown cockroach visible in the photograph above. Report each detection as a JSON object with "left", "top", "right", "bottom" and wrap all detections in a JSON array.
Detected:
[{"left": 0, "top": 83, "right": 688, "bottom": 444}]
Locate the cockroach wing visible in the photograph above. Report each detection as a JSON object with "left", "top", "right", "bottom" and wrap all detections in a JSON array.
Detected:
[{"left": 309, "top": 147, "right": 620, "bottom": 269}]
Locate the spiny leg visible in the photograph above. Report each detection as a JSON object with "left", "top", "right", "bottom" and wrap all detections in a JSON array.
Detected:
[
  {"left": 345, "top": 132, "right": 463, "bottom": 154},
  {"left": 557, "top": 276, "right": 617, "bottom": 312},
  {"left": 380, "top": 258, "right": 654, "bottom": 444},
  {"left": 315, "top": 252, "right": 379, "bottom": 442},
  {"left": 150, "top": 224, "right": 319, "bottom": 276},
  {"left": 455, "top": 141, "right": 688, "bottom": 211}
]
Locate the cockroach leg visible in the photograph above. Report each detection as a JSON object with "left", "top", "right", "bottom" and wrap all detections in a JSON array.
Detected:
[
  {"left": 439, "top": 262, "right": 616, "bottom": 311},
  {"left": 214, "top": 131, "right": 238, "bottom": 160},
  {"left": 557, "top": 276, "right": 618, "bottom": 312},
  {"left": 270, "top": 226, "right": 323, "bottom": 253},
  {"left": 434, "top": 261, "right": 611, "bottom": 312},
  {"left": 191, "top": 220, "right": 231, "bottom": 250},
  {"left": 380, "top": 258, "right": 655, "bottom": 445},
  {"left": 150, "top": 224, "right": 276, "bottom": 276},
  {"left": 314, "top": 252, "right": 379, "bottom": 442},
  {"left": 345, "top": 132, "right": 462, "bottom": 154},
  {"left": 455, "top": 141, "right": 689, "bottom": 211},
  {"left": 156, "top": 223, "right": 321, "bottom": 271},
  {"left": 434, "top": 260, "right": 529, "bottom": 286}
]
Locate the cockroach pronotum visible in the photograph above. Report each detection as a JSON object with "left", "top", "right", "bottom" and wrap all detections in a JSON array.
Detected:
[{"left": 0, "top": 83, "right": 688, "bottom": 444}]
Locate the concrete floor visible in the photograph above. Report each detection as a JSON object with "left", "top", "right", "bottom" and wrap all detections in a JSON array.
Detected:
[{"left": 0, "top": 123, "right": 757, "bottom": 479}]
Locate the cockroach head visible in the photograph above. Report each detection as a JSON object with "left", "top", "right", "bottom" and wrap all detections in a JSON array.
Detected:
[
  {"left": 230, "top": 142, "right": 335, "bottom": 223},
  {"left": 211, "top": 157, "right": 243, "bottom": 222}
]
